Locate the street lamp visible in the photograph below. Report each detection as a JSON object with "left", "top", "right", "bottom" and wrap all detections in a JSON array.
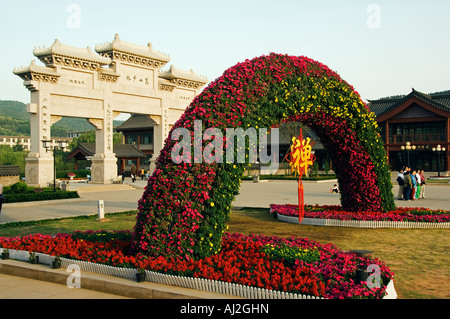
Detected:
[
  {"left": 42, "top": 139, "right": 67, "bottom": 192},
  {"left": 401, "top": 141, "right": 416, "bottom": 168},
  {"left": 432, "top": 144, "right": 446, "bottom": 177}
]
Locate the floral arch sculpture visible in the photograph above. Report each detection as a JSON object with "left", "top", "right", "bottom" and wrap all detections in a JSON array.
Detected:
[{"left": 132, "top": 53, "right": 395, "bottom": 259}]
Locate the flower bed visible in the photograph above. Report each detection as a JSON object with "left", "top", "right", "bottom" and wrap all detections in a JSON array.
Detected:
[
  {"left": 271, "top": 204, "right": 450, "bottom": 224},
  {"left": 0, "top": 231, "right": 395, "bottom": 299}
]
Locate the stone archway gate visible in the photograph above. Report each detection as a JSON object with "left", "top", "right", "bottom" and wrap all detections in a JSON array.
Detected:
[{"left": 13, "top": 34, "right": 207, "bottom": 186}]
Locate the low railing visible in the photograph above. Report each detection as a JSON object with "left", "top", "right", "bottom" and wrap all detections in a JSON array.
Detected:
[
  {"left": 388, "top": 134, "right": 445, "bottom": 144},
  {"left": 0, "top": 248, "right": 327, "bottom": 299},
  {"left": 277, "top": 214, "right": 450, "bottom": 229}
]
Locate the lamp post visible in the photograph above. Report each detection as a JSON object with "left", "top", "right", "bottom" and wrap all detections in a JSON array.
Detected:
[
  {"left": 401, "top": 141, "right": 416, "bottom": 168},
  {"left": 432, "top": 144, "right": 446, "bottom": 177},
  {"left": 42, "top": 139, "right": 67, "bottom": 192}
]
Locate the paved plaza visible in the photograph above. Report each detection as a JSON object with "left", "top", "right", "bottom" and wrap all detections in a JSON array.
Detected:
[
  {"left": 0, "top": 178, "right": 449, "bottom": 298},
  {"left": 2, "top": 179, "right": 449, "bottom": 225}
]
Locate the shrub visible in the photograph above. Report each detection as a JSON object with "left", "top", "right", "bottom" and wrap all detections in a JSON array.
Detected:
[
  {"left": 261, "top": 242, "right": 321, "bottom": 267},
  {"left": 9, "top": 182, "right": 29, "bottom": 194},
  {"left": 3, "top": 191, "right": 79, "bottom": 203}
]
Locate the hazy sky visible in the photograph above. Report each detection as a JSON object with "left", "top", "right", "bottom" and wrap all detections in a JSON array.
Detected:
[{"left": 1, "top": 0, "right": 449, "bottom": 106}]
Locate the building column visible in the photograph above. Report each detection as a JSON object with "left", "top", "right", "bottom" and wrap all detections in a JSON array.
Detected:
[
  {"left": 151, "top": 102, "right": 168, "bottom": 171},
  {"left": 25, "top": 90, "right": 54, "bottom": 187},
  {"left": 88, "top": 103, "right": 117, "bottom": 183}
]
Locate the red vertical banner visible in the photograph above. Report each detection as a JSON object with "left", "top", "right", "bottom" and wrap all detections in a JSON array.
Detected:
[
  {"left": 287, "top": 128, "right": 315, "bottom": 224},
  {"left": 298, "top": 179, "right": 304, "bottom": 223}
]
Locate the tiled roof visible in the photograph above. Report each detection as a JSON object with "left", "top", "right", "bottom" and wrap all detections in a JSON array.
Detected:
[
  {"left": 13, "top": 60, "right": 60, "bottom": 78},
  {"left": 68, "top": 143, "right": 147, "bottom": 159},
  {"left": 0, "top": 165, "right": 20, "bottom": 177},
  {"left": 95, "top": 34, "right": 170, "bottom": 63},
  {"left": 116, "top": 115, "right": 158, "bottom": 131},
  {"left": 159, "top": 65, "right": 208, "bottom": 84},
  {"left": 33, "top": 39, "right": 111, "bottom": 66},
  {"left": 368, "top": 89, "right": 450, "bottom": 117}
]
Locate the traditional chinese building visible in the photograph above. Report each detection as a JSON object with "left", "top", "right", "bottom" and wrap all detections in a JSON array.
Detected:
[
  {"left": 13, "top": 34, "right": 207, "bottom": 186},
  {"left": 67, "top": 142, "right": 147, "bottom": 175},
  {"left": 368, "top": 89, "right": 450, "bottom": 174},
  {"left": 115, "top": 114, "right": 156, "bottom": 171}
]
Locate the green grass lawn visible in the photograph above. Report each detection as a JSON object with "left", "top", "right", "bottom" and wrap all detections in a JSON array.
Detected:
[{"left": 0, "top": 209, "right": 448, "bottom": 299}]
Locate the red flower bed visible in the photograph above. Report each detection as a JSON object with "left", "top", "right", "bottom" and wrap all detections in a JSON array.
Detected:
[
  {"left": 271, "top": 204, "right": 450, "bottom": 223},
  {"left": 0, "top": 231, "right": 394, "bottom": 299}
]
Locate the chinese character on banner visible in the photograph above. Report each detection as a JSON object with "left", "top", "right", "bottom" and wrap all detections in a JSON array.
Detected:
[{"left": 286, "top": 128, "right": 316, "bottom": 222}]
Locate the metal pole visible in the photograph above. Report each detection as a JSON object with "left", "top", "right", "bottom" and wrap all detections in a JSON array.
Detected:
[
  {"left": 407, "top": 149, "right": 410, "bottom": 167},
  {"left": 53, "top": 147, "right": 56, "bottom": 192},
  {"left": 298, "top": 178, "right": 304, "bottom": 223},
  {"left": 437, "top": 151, "right": 441, "bottom": 177}
]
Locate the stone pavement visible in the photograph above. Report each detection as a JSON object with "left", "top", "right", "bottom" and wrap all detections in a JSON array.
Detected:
[
  {"left": 0, "top": 271, "right": 129, "bottom": 299},
  {"left": 2, "top": 178, "right": 449, "bottom": 225},
  {"left": 233, "top": 179, "right": 450, "bottom": 211},
  {"left": 0, "top": 178, "right": 449, "bottom": 299},
  {"left": 0, "top": 259, "right": 231, "bottom": 299}
]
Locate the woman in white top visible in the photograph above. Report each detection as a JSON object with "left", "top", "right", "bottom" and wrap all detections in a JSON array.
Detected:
[{"left": 415, "top": 171, "right": 421, "bottom": 199}]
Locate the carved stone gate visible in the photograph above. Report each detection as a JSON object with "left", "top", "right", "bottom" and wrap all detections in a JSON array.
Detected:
[{"left": 14, "top": 34, "right": 207, "bottom": 186}]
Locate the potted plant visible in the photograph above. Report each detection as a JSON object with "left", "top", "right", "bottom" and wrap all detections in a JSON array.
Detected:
[
  {"left": 52, "top": 256, "right": 62, "bottom": 269},
  {"left": 29, "top": 251, "right": 39, "bottom": 264},
  {"left": 136, "top": 268, "right": 146, "bottom": 282},
  {"left": 1, "top": 248, "right": 9, "bottom": 260}
]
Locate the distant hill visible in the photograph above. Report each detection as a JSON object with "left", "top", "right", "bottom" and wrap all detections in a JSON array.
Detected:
[
  {"left": 0, "top": 100, "right": 124, "bottom": 137},
  {"left": 0, "top": 113, "right": 30, "bottom": 136},
  {"left": 0, "top": 100, "right": 29, "bottom": 120}
]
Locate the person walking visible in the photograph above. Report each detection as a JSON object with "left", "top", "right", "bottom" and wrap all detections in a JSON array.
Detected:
[
  {"left": 403, "top": 171, "right": 412, "bottom": 201},
  {"left": 0, "top": 184, "right": 4, "bottom": 216},
  {"left": 396, "top": 168, "right": 405, "bottom": 200},
  {"left": 415, "top": 170, "right": 421, "bottom": 199},
  {"left": 410, "top": 170, "right": 417, "bottom": 200},
  {"left": 419, "top": 170, "right": 426, "bottom": 199},
  {"left": 131, "top": 164, "right": 137, "bottom": 183}
]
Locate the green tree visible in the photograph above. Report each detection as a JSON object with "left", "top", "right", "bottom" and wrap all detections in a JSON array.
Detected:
[
  {"left": 0, "top": 145, "right": 28, "bottom": 175},
  {"left": 68, "top": 131, "right": 123, "bottom": 151},
  {"left": 13, "top": 141, "right": 24, "bottom": 152}
]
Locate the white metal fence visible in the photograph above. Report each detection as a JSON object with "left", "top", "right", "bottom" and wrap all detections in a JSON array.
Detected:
[
  {"left": 0, "top": 248, "right": 324, "bottom": 299},
  {"left": 277, "top": 214, "right": 450, "bottom": 229},
  {"left": 0, "top": 246, "right": 399, "bottom": 299}
]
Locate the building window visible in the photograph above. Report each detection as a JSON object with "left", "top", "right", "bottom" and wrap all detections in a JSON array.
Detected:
[
  {"left": 388, "top": 121, "right": 445, "bottom": 144},
  {"left": 126, "top": 134, "right": 138, "bottom": 145},
  {"left": 140, "top": 133, "right": 153, "bottom": 145}
]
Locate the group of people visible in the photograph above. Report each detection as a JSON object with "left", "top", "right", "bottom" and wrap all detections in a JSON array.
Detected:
[
  {"left": 122, "top": 164, "right": 150, "bottom": 183},
  {"left": 397, "top": 166, "right": 426, "bottom": 201}
]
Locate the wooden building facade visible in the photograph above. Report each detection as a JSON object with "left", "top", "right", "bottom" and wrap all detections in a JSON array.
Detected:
[{"left": 368, "top": 89, "right": 450, "bottom": 174}]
